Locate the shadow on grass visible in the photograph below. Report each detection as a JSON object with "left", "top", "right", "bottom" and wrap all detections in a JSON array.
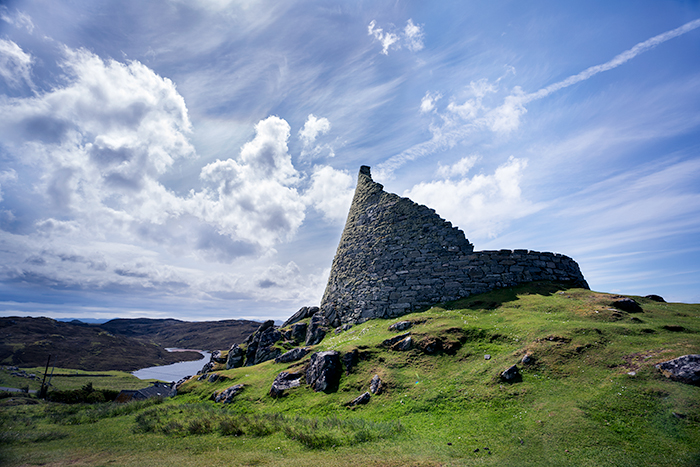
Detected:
[{"left": 444, "top": 281, "right": 575, "bottom": 311}]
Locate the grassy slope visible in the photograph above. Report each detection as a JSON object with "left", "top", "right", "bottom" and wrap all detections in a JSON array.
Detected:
[
  {"left": 0, "top": 367, "right": 162, "bottom": 392},
  {"left": 1, "top": 282, "right": 698, "bottom": 466}
]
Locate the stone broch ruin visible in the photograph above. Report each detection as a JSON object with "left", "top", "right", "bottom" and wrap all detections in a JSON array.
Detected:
[{"left": 320, "top": 166, "right": 588, "bottom": 327}]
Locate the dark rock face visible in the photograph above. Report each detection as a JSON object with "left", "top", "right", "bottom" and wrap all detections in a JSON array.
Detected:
[
  {"left": 645, "top": 294, "right": 665, "bottom": 302},
  {"left": 283, "top": 306, "right": 319, "bottom": 327},
  {"left": 199, "top": 361, "right": 214, "bottom": 375},
  {"left": 521, "top": 354, "right": 535, "bottom": 365},
  {"left": 215, "top": 384, "right": 244, "bottom": 403},
  {"left": 656, "top": 355, "right": 700, "bottom": 386},
  {"left": 612, "top": 298, "right": 643, "bottom": 313},
  {"left": 389, "top": 321, "right": 412, "bottom": 332},
  {"left": 320, "top": 166, "right": 589, "bottom": 326},
  {"left": 226, "top": 344, "right": 245, "bottom": 369},
  {"left": 270, "top": 371, "right": 303, "bottom": 398},
  {"left": 305, "top": 313, "right": 328, "bottom": 346},
  {"left": 370, "top": 374, "right": 382, "bottom": 395},
  {"left": 275, "top": 347, "right": 309, "bottom": 364},
  {"left": 501, "top": 365, "right": 522, "bottom": 382},
  {"left": 208, "top": 373, "right": 219, "bottom": 383},
  {"left": 241, "top": 320, "right": 284, "bottom": 366},
  {"left": 253, "top": 344, "right": 282, "bottom": 366},
  {"left": 342, "top": 349, "right": 359, "bottom": 375},
  {"left": 305, "top": 351, "right": 341, "bottom": 393},
  {"left": 347, "top": 391, "right": 371, "bottom": 406},
  {"left": 291, "top": 322, "right": 307, "bottom": 343}
]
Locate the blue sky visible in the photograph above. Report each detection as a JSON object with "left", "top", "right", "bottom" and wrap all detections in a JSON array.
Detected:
[{"left": 0, "top": 0, "right": 699, "bottom": 322}]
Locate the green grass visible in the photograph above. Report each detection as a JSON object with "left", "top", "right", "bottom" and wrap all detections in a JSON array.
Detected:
[
  {"left": 1, "top": 283, "right": 698, "bottom": 466},
  {"left": 0, "top": 367, "right": 162, "bottom": 392}
]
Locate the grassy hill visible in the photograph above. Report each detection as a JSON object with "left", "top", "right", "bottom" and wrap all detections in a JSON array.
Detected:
[{"left": 1, "top": 282, "right": 698, "bottom": 466}]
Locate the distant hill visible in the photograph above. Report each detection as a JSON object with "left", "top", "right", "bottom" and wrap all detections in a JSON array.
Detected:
[
  {"left": 99, "top": 317, "right": 261, "bottom": 350},
  {"left": 0, "top": 316, "right": 261, "bottom": 371}
]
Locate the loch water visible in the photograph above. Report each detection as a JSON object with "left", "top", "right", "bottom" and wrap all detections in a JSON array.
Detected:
[{"left": 132, "top": 349, "right": 210, "bottom": 382}]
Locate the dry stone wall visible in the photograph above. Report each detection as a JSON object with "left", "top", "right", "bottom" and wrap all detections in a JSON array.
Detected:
[{"left": 320, "top": 166, "right": 588, "bottom": 326}]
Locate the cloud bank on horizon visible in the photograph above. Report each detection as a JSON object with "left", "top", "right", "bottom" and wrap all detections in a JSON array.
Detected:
[{"left": 0, "top": 1, "right": 699, "bottom": 322}]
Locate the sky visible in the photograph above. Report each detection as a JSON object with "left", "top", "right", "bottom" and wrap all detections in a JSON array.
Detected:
[{"left": 0, "top": 0, "right": 699, "bottom": 323}]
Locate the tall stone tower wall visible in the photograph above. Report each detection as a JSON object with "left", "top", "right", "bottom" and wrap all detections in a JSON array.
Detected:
[{"left": 320, "top": 166, "right": 588, "bottom": 326}]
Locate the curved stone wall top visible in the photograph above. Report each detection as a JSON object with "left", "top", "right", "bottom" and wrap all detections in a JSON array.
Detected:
[{"left": 320, "top": 166, "right": 588, "bottom": 326}]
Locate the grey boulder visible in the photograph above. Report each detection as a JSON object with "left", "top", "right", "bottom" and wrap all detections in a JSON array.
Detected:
[
  {"left": 305, "top": 351, "right": 341, "bottom": 393},
  {"left": 215, "top": 384, "right": 244, "bottom": 403},
  {"left": 275, "top": 347, "right": 309, "bottom": 364},
  {"left": 270, "top": 371, "right": 303, "bottom": 398},
  {"left": 656, "top": 355, "right": 700, "bottom": 386}
]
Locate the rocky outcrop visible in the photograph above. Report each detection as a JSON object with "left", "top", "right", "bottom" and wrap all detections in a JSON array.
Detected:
[
  {"left": 270, "top": 371, "right": 303, "bottom": 398},
  {"left": 275, "top": 347, "right": 309, "bottom": 364},
  {"left": 242, "top": 320, "right": 283, "bottom": 366},
  {"left": 305, "top": 351, "right": 341, "bottom": 393},
  {"left": 226, "top": 344, "right": 245, "bottom": 369},
  {"left": 320, "top": 166, "right": 588, "bottom": 326},
  {"left": 305, "top": 313, "right": 328, "bottom": 346},
  {"left": 656, "top": 355, "right": 700, "bottom": 386},
  {"left": 283, "top": 306, "right": 319, "bottom": 327},
  {"left": 291, "top": 322, "right": 308, "bottom": 343}
]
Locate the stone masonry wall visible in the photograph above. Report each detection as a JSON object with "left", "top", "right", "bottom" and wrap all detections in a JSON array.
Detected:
[{"left": 320, "top": 166, "right": 589, "bottom": 326}]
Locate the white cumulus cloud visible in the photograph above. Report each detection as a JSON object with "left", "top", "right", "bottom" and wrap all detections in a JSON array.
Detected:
[
  {"left": 303, "top": 165, "right": 354, "bottom": 222},
  {"left": 405, "top": 156, "right": 542, "bottom": 240}
]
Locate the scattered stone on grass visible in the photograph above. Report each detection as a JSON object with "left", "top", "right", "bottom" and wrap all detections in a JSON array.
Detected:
[
  {"left": 370, "top": 374, "right": 382, "bottom": 395},
  {"left": 389, "top": 321, "right": 412, "bottom": 332},
  {"left": 346, "top": 391, "right": 371, "bottom": 406},
  {"left": 655, "top": 355, "right": 700, "bottom": 386},
  {"left": 381, "top": 332, "right": 410, "bottom": 348},
  {"left": 501, "top": 364, "right": 522, "bottom": 382},
  {"left": 645, "top": 294, "right": 665, "bottom": 302},
  {"left": 215, "top": 384, "right": 244, "bottom": 403},
  {"left": 521, "top": 354, "right": 534, "bottom": 364},
  {"left": 393, "top": 336, "right": 412, "bottom": 351},
  {"left": 612, "top": 298, "right": 643, "bottom": 313},
  {"left": 484, "top": 354, "right": 491, "bottom": 360}
]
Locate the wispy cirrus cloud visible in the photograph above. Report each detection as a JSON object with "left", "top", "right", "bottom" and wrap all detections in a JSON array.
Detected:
[
  {"left": 0, "top": 39, "right": 34, "bottom": 90},
  {"left": 377, "top": 17, "right": 700, "bottom": 179}
]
